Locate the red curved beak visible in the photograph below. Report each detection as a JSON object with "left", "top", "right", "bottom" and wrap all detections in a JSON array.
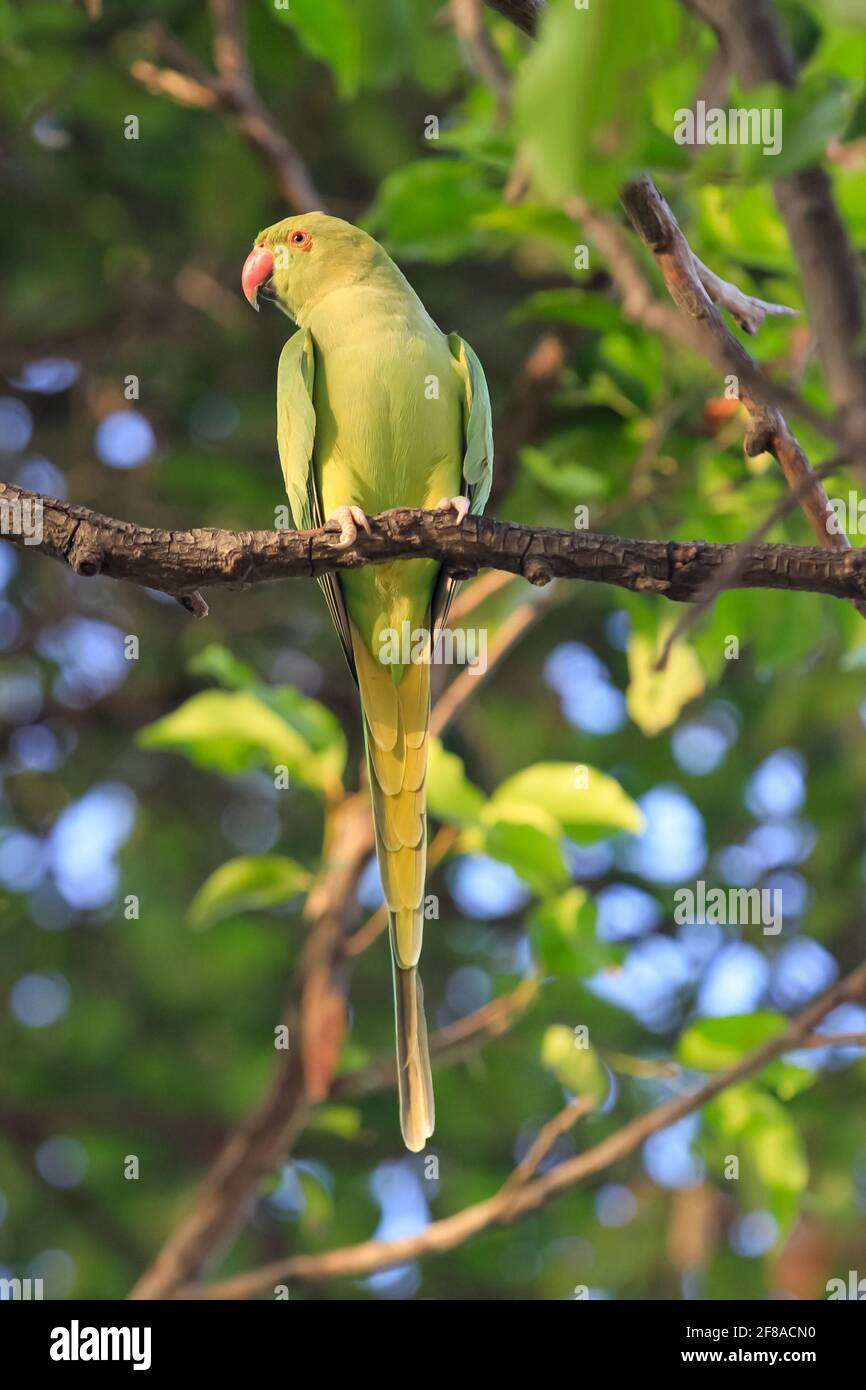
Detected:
[{"left": 242, "top": 245, "right": 274, "bottom": 311}]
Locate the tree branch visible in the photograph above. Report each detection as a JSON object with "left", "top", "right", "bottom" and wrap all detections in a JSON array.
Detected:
[
  {"left": 128, "top": 788, "right": 374, "bottom": 1299},
  {"left": 565, "top": 194, "right": 836, "bottom": 447},
  {"left": 175, "top": 954, "right": 866, "bottom": 1297},
  {"left": 683, "top": 0, "right": 866, "bottom": 460},
  {"left": 130, "top": 3, "right": 323, "bottom": 213},
  {"left": 453, "top": 0, "right": 512, "bottom": 124},
  {"left": 482, "top": 0, "right": 544, "bottom": 37},
  {"left": 489, "top": 331, "right": 572, "bottom": 508},
  {"left": 331, "top": 978, "right": 539, "bottom": 1098},
  {"left": 6, "top": 482, "right": 866, "bottom": 607},
  {"left": 620, "top": 176, "right": 850, "bottom": 560}
]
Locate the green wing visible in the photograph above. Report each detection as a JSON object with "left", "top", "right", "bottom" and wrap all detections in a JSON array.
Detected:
[
  {"left": 276, "top": 329, "right": 316, "bottom": 530},
  {"left": 448, "top": 332, "right": 494, "bottom": 515},
  {"left": 276, "top": 329, "right": 355, "bottom": 676},
  {"left": 433, "top": 333, "right": 495, "bottom": 628}
]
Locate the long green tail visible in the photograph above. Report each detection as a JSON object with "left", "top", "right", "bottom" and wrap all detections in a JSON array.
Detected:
[{"left": 351, "top": 619, "right": 435, "bottom": 1151}]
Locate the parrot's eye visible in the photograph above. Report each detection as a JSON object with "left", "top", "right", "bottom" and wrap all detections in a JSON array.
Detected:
[{"left": 289, "top": 229, "right": 313, "bottom": 252}]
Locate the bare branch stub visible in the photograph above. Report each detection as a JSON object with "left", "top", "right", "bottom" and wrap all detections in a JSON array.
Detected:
[{"left": 693, "top": 256, "right": 798, "bottom": 336}]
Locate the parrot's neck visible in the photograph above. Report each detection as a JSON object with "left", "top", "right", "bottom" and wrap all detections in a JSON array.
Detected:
[{"left": 297, "top": 264, "right": 441, "bottom": 346}]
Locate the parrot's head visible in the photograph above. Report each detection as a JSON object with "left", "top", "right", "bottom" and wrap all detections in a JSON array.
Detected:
[{"left": 241, "top": 212, "right": 389, "bottom": 324}]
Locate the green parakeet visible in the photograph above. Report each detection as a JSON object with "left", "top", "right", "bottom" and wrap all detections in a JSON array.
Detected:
[{"left": 242, "top": 213, "right": 493, "bottom": 1151}]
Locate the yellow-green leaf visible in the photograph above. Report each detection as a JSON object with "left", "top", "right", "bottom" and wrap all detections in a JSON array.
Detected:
[
  {"left": 515, "top": 0, "right": 661, "bottom": 205},
  {"left": 706, "top": 1084, "right": 808, "bottom": 1233},
  {"left": 541, "top": 1023, "right": 608, "bottom": 1102},
  {"left": 627, "top": 626, "right": 704, "bottom": 735},
  {"left": 531, "top": 887, "right": 618, "bottom": 975},
  {"left": 483, "top": 814, "right": 569, "bottom": 895},
  {"left": 427, "top": 738, "right": 485, "bottom": 826},
  {"left": 678, "top": 1013, "right": 787, "bottom": 1071},
  {"left": 490, "top": 761, "right": 644, "bottom": 842},
  {"left": 138, "top": 689, "right": 341, "bottom": 794},
  {"left": 189, "top": 855, "right": 311, "bottom": 930}
]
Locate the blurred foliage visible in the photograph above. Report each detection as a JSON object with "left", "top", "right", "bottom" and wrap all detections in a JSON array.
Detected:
[{"left": 1, "top": 0, "right": 866, "bottom": 1302}]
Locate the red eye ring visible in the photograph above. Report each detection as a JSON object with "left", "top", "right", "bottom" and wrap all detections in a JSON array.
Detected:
[{"left": 289, "top": 229, "right": 313, "bottom": 252}]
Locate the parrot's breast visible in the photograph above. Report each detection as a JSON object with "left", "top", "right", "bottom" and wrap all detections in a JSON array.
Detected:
[
  {"left": 307, "top": 285, "right": 466, "bottom": 662},
  {"left": 309, "top": 294, "right": 463, "bottom": 516}
]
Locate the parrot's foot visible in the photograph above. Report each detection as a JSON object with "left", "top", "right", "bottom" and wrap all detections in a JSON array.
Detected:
[
  {"left": 325, "top": 505, "right": 371, "bottom": 548},
  {"left": 435, "top": 495, "right": 470, "bottom": 525}
]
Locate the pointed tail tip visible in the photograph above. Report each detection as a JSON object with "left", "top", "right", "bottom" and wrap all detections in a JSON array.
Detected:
[
  {"left": 394, "top": 961, "right": 435, "bottom": 1153},
  {"left": 401, "top": 1121, "right": 431, "bottom": 1154},
  {"left": 399, "top": 1084, "right": 435, "bottom": 1153}
]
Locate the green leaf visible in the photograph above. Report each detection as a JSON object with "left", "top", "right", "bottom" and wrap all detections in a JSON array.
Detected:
[
  {"left": 474, "top": 203, "right": 578, "bottom": 257},
  {"left": 817, "top": 30, "right": 866, "bottom": 91},
  {"left": 515, "top": 0, "right": 664, "bottom": 204},
  {"left": 530, "top": 887, "right": 617, "bottom": 976},
  {"left": 601, "top": 330, "right": 665, "bottom": 410},
  {"left": 678, "top": 1012, "right": 815, "bottom": 1099},
  {"left": 706, "top": 1084, "right": 809, "bottom": 1233},
  {"left": 365, "top": 158, "right": 499, "bottom": 261},
  {"left": 427, "top": 738, "right": 485, "bottom": 826},
  {"left": 307, "top": 1105, "right": 363, "bottom": 1138},
  {"left": 519, "top": 445, "right": 608, "bottom": 500},
  {"left": 297, "top": 1165, "right": 334, "bottom": 1232},
  {"left": 356, "top": 0, "right": 413, "bottom": 89},
  {"left": 188, "top": 643, "right": 257, "bottom": 690},
  {"left": 490, "top": 762, "right": 644, "bottom": 842},
  {"left": 816, "top": 0, "right": 866, "bottom": 23},
  {"left": 695, "top": 184, "right": 795, "bottom": 274},
  {"left": 483, "top": 813, "right": 569, "bottom": 896},
  {"left": 138, "top": 688, "right": 341, "bottom": 793},
  {"left": 140, "top": 690, "right": 307, "bottom": 773},
  {"left": 678, "top": 1013, "right": 787, "bottom": 1071},
  {"left": 541, "top": 1023, "right": 608, "bottom": 1102},
  {"left": 262, "top": 685, "right": 347, "bottom": 788},
  {"left": 514, "top": 288, "right": 625, "bottom": 333},
  {"left": 188, "top": 855, "right": 311, "bottom": 930},
  {"left": 732, "top": 78, "right": 856, "bottom": 180},
  {"left": 270, "top": 0, "right": 362, "bottom": 98},
  {"left": 762, "top": 1059, "right": 817, "bottom": 1102},
  {"left": 627, "top": 626, "right": 705, "bottom": 735},
  {"left": 185, "top": 644, "right": 347, "bottom": 791}
]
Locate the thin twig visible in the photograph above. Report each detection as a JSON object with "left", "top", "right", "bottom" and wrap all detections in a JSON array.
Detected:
[
  {"left": 684, "top": 0, "right": 866, "bottom": 461},
  {"left": 331, "top": 978, "right": 539, "bottom": 1098},
  {"left": 799, "top": 1032, "right": 866, "bottom": 1050},
  {"left": 130, "top": 5, "right": 322, "bottom": 213},
  {"left": 565, "top": 194, "right": 837, "bottom": 446},
  {"left": 452, "top": 0, "right": 512, "bottom": 124},
  {"left": 620, "top": 177, "right": 852, "bottom": 562},
  {"left": 430, "top": 586, "right": 558, "bottom": 736},
  {"left": 174, "top": 954, "right": 866, "bottom": 1297},
  {"left": 693, "top": 256, "right": 798, "bottom": 335},
  {"left": 499, "top": 1094, "right": 595, "bottom": 1195}
]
